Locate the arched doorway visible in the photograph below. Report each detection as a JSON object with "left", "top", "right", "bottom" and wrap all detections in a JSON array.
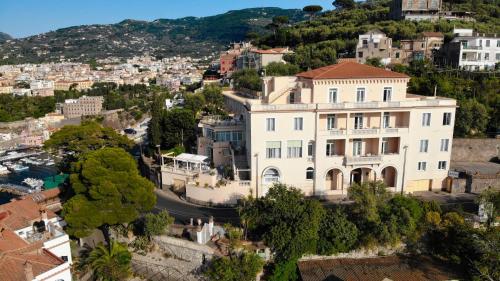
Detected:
[
  {"left": 326, "top": 169, "right": 343, "bottom": 190},
  {"left": 381, "top": 166, "right": 397, "bottom": 188},
  {"left": 350, "top": 168, "right": 376, "bottom": 185}
]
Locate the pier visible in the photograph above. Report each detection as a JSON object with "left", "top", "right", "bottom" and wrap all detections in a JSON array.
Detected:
[
  {"left": 0, "top": 151, "right": 43, "bottom": 163},
  {"left": 0, "top": 184, "right": 36, "bottom": 196}
]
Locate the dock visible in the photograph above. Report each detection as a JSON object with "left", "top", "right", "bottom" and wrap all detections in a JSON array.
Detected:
[
  {"left": 0, "top": 151, "right": 43, "bottom": 163},
  {"left": 0, "top": 184, "right": 37, "bottom": 196}
]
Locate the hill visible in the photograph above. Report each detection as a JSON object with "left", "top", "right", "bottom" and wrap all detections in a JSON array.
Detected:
[
  {"left": 0, "top": 7, "right": 305, "bottom": 64},
  {"left": 0, "top": 32, "right": 12, "bottom": 43}
]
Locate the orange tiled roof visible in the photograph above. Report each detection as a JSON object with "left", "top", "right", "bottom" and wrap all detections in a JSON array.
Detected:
[
  {"left": 0, "top": 246, "right": 64, "bottom": 281},
  {"left": 0, "top": 198, "right": 56, "bottom": 230},
  {"left": 298, "top": 256, "right": 466, "bottom": 281},
  {"left": 296, "top": 61, "right": 409, "bottom": 79}
]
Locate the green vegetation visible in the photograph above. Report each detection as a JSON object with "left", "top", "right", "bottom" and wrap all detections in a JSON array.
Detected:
[
  {"left": 232, "top": 69, "right": 262, "bottom": 91},
  {"left": 205, "top": 252, "right": 264, "bottom": 281},
  {"left": 43, "top": 121, "right": 133, "bottom": 171},
  {"left": 0, "top": 95, "right": 55, "bottom": 122},
  {"left": 83, "top": 240, "right": 132, "bottom": 281},
  {"left": 0, "top": 8, "right": 306, "bottom": 64},
  {"left": 63, "top": 147, "right": 156, "bottom": 237},
  {"left": 240, "top": 183, "right": 500, "bottom": 280},
  {"left": 148, "top": 85, "right": 226, "bottom": 151},
  {"left": 264, "top": 62, "right": 301, "bottom": 76},
  {"left": 142, "top": 210, "right": 174, "bottom": 237}
]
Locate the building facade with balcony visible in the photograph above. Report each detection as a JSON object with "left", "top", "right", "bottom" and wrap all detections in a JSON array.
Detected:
[
  {"left": 355, "top": 30, "right": 393, "bottom": 65},
  {"left": 441, "top": 29, "right": 499, "bottom": 71},
  {"left": 224, "top": 61, "right": 456, "bottom": 197}
]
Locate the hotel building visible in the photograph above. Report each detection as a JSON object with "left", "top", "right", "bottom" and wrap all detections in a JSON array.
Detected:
[{"left": 162, "top": 61, "right": 456, "bottom": 204}]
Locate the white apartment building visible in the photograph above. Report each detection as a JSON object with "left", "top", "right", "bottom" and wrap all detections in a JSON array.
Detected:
[
  {"left": 0, "top": 193, "right": 72, "bottom": 281},
  {"left": 162, "top": 61, "right": 456, "bottom": 205},
  {"left": 441, "top": 28, "right": 499, "bottom": 71}
]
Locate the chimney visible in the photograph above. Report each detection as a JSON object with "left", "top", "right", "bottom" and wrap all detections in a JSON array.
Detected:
[
  {"left": 39, "top": 208, "right": 48, "bottom": 223},
  {"left": 24, "top": 261, "right": 33, "bottom": 281}
]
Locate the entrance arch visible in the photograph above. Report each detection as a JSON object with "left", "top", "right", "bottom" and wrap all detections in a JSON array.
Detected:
[
  {"left": 381, "top": 166, "right": 397, "bottom": 188},
  {"left": 325, "top": 169, "right": 343, "bottom": 191},
  {"left": 350, "top": 168, "right": 376, "bottom": 185},
  {"left": 262, "top": 168, "right": 280, "bottom": 186}
]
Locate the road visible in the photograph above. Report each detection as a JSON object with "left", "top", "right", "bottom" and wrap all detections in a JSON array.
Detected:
[{"left": 154, "top": 189, "right": 240, "bottom": 225}]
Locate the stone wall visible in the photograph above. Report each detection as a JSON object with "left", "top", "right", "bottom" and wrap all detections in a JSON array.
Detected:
[
  {"left": 452, "top": 138, "right": 500, "bottom": 162},
  {"left": 152, "top": 235, "right": 215, "bottom": 266}
]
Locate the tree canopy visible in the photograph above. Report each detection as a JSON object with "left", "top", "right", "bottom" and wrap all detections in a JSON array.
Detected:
[
  {"left": 205, "top": 252, "right": 264, "bottom": 281},
  {"left": 84, "top": 240, "right": 132, "bottom": 281},
  {"left": 63, "top": 147, "right": 156, "bottom": 237}
]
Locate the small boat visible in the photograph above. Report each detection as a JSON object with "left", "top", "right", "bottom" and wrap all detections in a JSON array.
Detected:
[
  {"left": 45, "top": 160, "right": 55, "bottom": 166},
  {"left": 22, "top": 178, "right": 44, "bottom": 191},
  {"left": 0, "top": 164, "right": 10, "bottom": 175},
  {"left": 9, "top": 164, "right": 29, "bottom": 172}
]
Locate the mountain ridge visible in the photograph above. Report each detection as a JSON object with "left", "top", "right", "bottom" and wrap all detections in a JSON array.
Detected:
[{"left": 0, "top": 7, "right": 306, "bottom": 64}]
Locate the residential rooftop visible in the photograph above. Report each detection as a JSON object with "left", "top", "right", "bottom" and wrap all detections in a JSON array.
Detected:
[{"left": 296, "top": 61, "right": 410, "bottom": 80}]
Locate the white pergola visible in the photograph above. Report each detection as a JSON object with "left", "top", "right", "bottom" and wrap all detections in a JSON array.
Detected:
[{"left": 168, "top": 153, "right": 209, "bottom": 172}]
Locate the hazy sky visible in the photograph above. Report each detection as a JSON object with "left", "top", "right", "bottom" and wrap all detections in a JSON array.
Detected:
[{"left": 0, "top": 0, "right": 334, "bottom": 38}]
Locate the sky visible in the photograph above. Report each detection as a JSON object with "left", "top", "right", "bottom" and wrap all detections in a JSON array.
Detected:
[{"left": 0, "top": 0, "right": 334, "bottom": 38}]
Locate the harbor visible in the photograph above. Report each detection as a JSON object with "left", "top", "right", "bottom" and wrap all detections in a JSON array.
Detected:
[{"left": 0, "top": 149, "right": 60, "bottom": 204}]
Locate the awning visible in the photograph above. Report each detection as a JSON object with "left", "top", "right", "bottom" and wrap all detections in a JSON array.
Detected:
[{"left": 174, "top": 153, "right": 209, "bottom": 164}]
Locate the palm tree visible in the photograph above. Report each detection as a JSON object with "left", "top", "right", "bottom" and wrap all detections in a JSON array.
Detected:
[{"left": 86, "top": 240, "right": 132, "bottom": 281}]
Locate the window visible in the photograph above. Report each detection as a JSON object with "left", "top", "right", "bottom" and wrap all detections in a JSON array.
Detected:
[
  {"left": 327, "top": 114, "right": 336, "bottom": 130},
  {"left": 374, "top": 42, "right": 379, "bottom": 48},
  {"left": 497, "top": 53, "right": 500, "bottom": 60},
  {"left": 497, "top": 40, "right": 500, "bottom": 47},
  {"left": 266, "top": 118, "right": 275, "bottom": 132},
  {"left": 485, "top": 53, "right": 490, "bottom": 60},
  {"left": 266, "top": 141, "right": 281, "bottom": 158},
  {"left": 306, "top": 167, "right": 314, "bottom": 180},
  {"left": 354, "top": 113, "right": 363, "bottom": 129},
  {"left": 382, "top": 112, "right": 390, "bottom": 128},
  {"left": 420, "top": 139, "right": 429, "bottom": 153},
  {"left": 438, "top": 161, "right": 447, "bottom": 170},
  {"left": 328, "top": 88, "right": 337, "bottom": 103},
  {"left": 61, "top": 256, "right": 69, "bottom": 262},
  {"left": 263, "top": 168, "right": 280, "bottom": 184},
  {"left": 287, "top": 140, "right": 302, "bottom": 158},
  {"left": 358, "top": 51, "right": 363, "bottom": 58},
  {"left": 383, "top": 87, "right": 392, "bottom": 102},
  {"left": 395, "top": 52, "right": 400, "bottom": 59},
  {"left": 440, "top": 139, "right": 449, "bottom": 152},
  {"left": 289, "top": 92, "right": 296, "bottom": 104},
  {"left": 353, "top": 139, "right": 362, "bottom": 156},
  {"left": 326, "top": 140, "right": 336, "bottom": 156},
  {"left": 356, "top": 88, "right": 365, "bottom": 102},
  {"left": 294, "top": 117, "right": 303, "bottom": 131},
  {"left": 418, "top": 161, "right": 427, "bottom": 171},
  {"left": 381, "top": 138, "right": 389, "bottom": 154},
  {"left": 308, "top": 141, "right": 315, "bottom": 157},
  {"left": 442, "top": 112, "right": 452, "bottom": 126},
  {"left": 422, "top": 113, "right": 431, "bottom": 126},
  {"left": 486, "top": 40, "right": 490, "bottom": 47}
]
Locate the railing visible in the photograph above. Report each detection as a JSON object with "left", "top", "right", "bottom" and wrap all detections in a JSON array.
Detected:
[
  {"left": 345, "top": 155, "right": 382, "bottom": 165},
  {"left": 248, "top": 99, "right": 455, "bottom": 112},
  {"left": 462, "top": 45, "right": 482, "bottom": 50},
  {"left": 350, "top": 128, "right": 379, "bottom": 135},
  {"left": 238, "top": 180, "right": 251, "bottom": 187},
  {"left": 328, "top": 129, "right": 347, "bottom": 135},
  {"left": 200, "top": 116, "right": 244, "bottom": 127}
]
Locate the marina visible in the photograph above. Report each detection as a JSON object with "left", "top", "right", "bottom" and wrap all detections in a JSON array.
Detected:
[{"left": 0, "top": 149, "right": 59, "bottom": 204}]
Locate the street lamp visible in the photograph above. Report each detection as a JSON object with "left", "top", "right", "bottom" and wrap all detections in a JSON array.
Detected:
[{"left": 401, "top": 145, "right": 408, "bottom": 195}]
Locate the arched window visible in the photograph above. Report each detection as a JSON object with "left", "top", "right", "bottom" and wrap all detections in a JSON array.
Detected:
[
  {"left": 263, "top": 168, "right": 280, "bottom": 184},
  {"left": 306, "top": 167, "right": 314, "bottom": 180}
]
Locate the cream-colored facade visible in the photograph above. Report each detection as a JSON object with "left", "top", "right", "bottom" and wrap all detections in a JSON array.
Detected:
[
  {"left": 228, "top": 62, "right": 456, "bottom": 198},
  {"left": 162, "top": 62, "right": 456, "bottom": 204}
]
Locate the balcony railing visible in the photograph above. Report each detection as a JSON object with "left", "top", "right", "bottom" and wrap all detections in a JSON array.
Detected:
[
  {"left": 350, "top": 128, "right": 379, "bottom": 135},
  {"left": 345, "top": 155, "right": 382, "bottom": 165}
]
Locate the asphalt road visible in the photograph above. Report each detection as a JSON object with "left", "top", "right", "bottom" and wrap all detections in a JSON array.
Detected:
[{"left": 154, "top": 189, "right": 240, "bottom": 225}]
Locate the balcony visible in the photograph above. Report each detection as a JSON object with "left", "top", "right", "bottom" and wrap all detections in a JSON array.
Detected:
[
  {"left": 381, "top": 127, "right": 409, "bottom": 134},
  {"left": 345, "top": 155, "right": 382, "bottom": 165},
  {"left": 320, "top": 129, "right": 347, "bottom": 137},
  {"left": 350, "top": 128, "right": 379, "bottom": 135},
  {"left": 462, "top": 45, "right": 482, "bottom": 50}
]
